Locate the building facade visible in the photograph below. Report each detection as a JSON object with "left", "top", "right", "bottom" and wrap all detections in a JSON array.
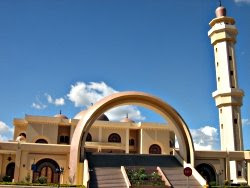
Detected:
[
  {"left": 0, "top": 4, "right": 250, "bottom": 187},
  {"left": 0, "top": 112, "right": 175, "bottom": 184}
]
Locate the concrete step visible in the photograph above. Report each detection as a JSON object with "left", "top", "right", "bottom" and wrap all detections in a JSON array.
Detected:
[
  {"left": 89, "top": 167, "right": 127, "bottom": 188},
  {"left": 89, "top": 183, "right": 127, "bottom": 188},
  {"left": 162, "top": 167, "right": 202, "bottom": 188}
]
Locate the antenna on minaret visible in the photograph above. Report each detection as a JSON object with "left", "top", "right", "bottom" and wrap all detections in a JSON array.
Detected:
[
  {"left": 219, "top": 0, "right": 222, "bottom": 6},
  {"left": 59, "top": 110, "right": 62, "bottom": 114},
  {"left": 126, "top": 113, "right": 128, "bottom": 118}
]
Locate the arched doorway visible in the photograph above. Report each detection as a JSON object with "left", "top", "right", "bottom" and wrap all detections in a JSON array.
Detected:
[
  {"left": 35, "top": 139, "right": 48, "bottom": 144},
  {"left": 149, "top": 144, "right": 162, "bottom": 154},
  {"left": 5, "top": 162, "right": 15, "bottom": 181},
  {"left": 196, "top": 163, "right": 216, "bottom": 184},
  {"left": 108, "top": 133, "right": 121, "bottom": 143},
  {"left": 69, "top": 91, "right": 194, "bottom": 184},
  {"left": 33, "top": 158, "right": 60, "bottom": 183}
]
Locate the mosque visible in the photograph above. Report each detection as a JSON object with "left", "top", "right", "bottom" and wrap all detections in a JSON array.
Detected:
[{"left": 0, "top": 4, "right": 250, "bottom": 188}]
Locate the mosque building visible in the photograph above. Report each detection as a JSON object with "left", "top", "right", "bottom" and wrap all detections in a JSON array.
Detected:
[{"left": 0, "top": 4, "right": 250, "bottom": 187}]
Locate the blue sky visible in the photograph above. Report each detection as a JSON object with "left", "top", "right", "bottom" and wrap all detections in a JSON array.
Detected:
[{"left": 0, "top": 0, "right": 249, "bottom": 150}]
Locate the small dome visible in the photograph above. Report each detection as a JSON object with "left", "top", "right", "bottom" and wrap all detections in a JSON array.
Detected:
[
  {"left": 54, "top": 114, "right": 68, "bottom": 119},
  {"left": 97, "top": 114, "right": 109, "bottom": 121},
  {"left": 74, "top": 111, "right": 109, "bottom": 121},
  {"left": 215, "top": 6, "right": 226, "bottom": 18},
  {"left": 74, "top": 110, "right": 87, "bottom": 120},
  {"left": 120, "top": 117, "right": 134, "bottom": 123},
  {"left": 54, "top": 110, "right": 68, "bottom": 119},
  {"left": 120, "top": 114, "right": 134, "bottom": 123}
]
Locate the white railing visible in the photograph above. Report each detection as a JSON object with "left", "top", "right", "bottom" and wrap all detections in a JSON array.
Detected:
[
  {"left": 121, "top": 166, "right": 131, "bottom": 188},
  {"left": 184, "top": 163, "right": 207, "bottom": 187},
  {"left": 83, "top": 159, "right": 90, "bottom": 188},
  {"left": 157, "top": 166, "right": 172, "bottom": 187}
]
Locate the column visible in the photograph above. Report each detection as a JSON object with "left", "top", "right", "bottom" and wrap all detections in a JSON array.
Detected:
[
  {"left": 125, "top": 129, "right": 129, "bottom": 154},
  {"left": 0, "top": 154, "right": 2, "bottom": 177},
  {"left": 98, "top": 127, "right": 102, "bottom": 142},
  {"left": 247, "top": 161, "right": 250, "bottom": 186},
  {"left": 14, "top": 150, "right": 22, "bottom": 182},
  {"left": 225, "top": 155, "right": 230, "bottom": 182}
]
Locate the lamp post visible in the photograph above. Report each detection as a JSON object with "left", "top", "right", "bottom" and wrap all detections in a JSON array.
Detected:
[
  {"left": 56, "top": 167, "right": 64, "bottom": 188},
  {"left": 31, "top": 160, "right": 37, "bottom": 183}
]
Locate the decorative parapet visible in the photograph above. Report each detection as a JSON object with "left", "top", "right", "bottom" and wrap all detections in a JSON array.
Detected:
[{"left": 85, "top": 141, "right": 125, "bottom": 150}]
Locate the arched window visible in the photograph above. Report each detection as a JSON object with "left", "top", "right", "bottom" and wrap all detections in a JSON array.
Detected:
[
  {"left": 86, "top": 133, "right": 92, "bottom": 142},
  {"left": 19, "top": 132, "right": 26, "bottom": 138},
  {"left": 149, "top": 144, "right": 161, "bottom": 154},
  {"left": 5, "top": 162, "right": 15, "bottom": 181},
  {"left": 35, "top": 139, "right": 48, "bottom": 144},
  {"left": 33, "top": 158, "right": 60, "bottom": 183},
  {"left": 129, "top": 139, "right": 135, "bottom": 146},
  {"left": 108, "top": 133, "right": 121, "bottom": 143},
  {"left": 196, "top": 163, "right": 216, "bottom": 184}
]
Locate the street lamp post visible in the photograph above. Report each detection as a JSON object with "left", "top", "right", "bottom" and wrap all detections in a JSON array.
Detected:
[{"left": 56, "top": 167, "right": 64, "bottom": 188}]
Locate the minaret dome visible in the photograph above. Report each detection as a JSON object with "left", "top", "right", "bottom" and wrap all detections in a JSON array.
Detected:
[{"left": 215, "top": 6, "right": 227, "bottom": 17}]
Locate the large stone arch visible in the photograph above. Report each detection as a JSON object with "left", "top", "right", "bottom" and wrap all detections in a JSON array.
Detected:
[{"left": 69, "top": 91, "right": 194, "bottom": 184}]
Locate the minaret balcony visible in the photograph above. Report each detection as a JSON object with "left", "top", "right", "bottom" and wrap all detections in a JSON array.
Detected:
[
  {"left": 208, "top": 25, "right": 238, "bottom": 45},
  {"left": 212, "top": 88, "right": 244, "bottom": 107},
  {"left": 209, "top": 17, "right": 235, "bottom": 27}
]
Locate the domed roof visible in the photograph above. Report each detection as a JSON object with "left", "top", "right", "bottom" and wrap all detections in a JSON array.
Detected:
[
  {"left": 74, "top": 110, "right": 87, "bottom": 120},
  {"left": 97, "top": 114, "right": 109, "bottom": 121},
  {"left": 120, "top": 117, "right": 134, "bottom": 123},
  {"left": 215, "top": 6, "right": 226, "bottom": 17},
  {"left": 120, "top": 114, "right": 134, "bottom": 123},
  {"left": 54, "top": 110, "right": 68, "bottom": 119},
  {"left": 74, "top": 110, "right": 109, "bottom": 121}
]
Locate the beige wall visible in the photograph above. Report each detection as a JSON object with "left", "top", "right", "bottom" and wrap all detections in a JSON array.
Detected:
[
  {"left": 26, "top": 124, "right": 58, "bottom": 144},
  {"left": 140, "top": 129, "right": 170, "bottom": 154},
  {"left": 101, "top": 128, "right": 126, "bottom": 145},
  {"left": 88, "top": 127, "right": 99, "bottom": 142}
]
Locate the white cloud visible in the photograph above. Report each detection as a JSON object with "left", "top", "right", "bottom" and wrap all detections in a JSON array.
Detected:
[
  {"left": 54, "top": 98, "right": 65, "bottom": 106},
  {"left": 67, "top": 81, "right": 145, "bottom": 121},
  {"left": 47, "top": 94, "right": 53, "bottom": 103},
  {"left": 67, "top": 82, "right": 117, "bottom": 107},
  {"left": 0, "top": 121, "right": 14, "bottom": 141},
  {"left": 106, "top": 106, "right": 145, "bottom": 121},
  {"left": 242, "top": 118, "right": 250, "bottom": 126},
  {"left": 31, "top": 102, "right": 47, "bottom": 110},
  {"left": 234, "top": 0, "right": 250, "bottom": 4},
  {"left": 190, "top": 126, "right": 219, "bottom": 150},
  {"left": 45, "top": 94, "right": 65, "bottom": 106}
]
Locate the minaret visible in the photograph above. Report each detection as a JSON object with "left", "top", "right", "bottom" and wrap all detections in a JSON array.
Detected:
[{"left": 208, "top": 5, "right": 244, "bottom": 181}]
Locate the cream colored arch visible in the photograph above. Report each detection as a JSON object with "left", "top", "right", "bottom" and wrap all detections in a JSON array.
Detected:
[{"left": 69, "top": 91, "right": 194, "bottom": 184}]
